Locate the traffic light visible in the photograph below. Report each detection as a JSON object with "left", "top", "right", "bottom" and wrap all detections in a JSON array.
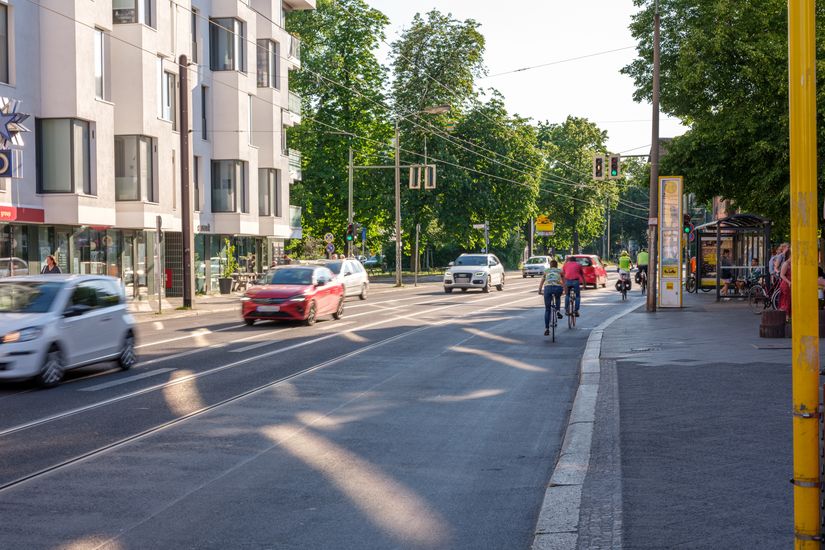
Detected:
[
  {"left": 683, "top": 214, "right": 692, "bottom": 234},
  {"left": 608, "top": 155, "right": 621, "bottom": 179},
  {"left": 593, "top": 155, "right": 605, "bottom": 180},
  {"left": 346, "top": 223, "right": 354, "bottom": 241}
]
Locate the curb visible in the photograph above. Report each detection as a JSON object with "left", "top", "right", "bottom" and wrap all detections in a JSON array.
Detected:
[{"left": 532, "top": 300, "right": 642, "bottom": 550}]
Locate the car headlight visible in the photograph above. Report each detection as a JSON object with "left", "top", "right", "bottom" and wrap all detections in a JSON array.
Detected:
[
  {"left": 288, "top": 295, "right": 307, "bottom": 302},
  {"left": 240, "top": 296, "right": 251, "bottom": 302},
  {"left": 3, "top": 327, "right": 42, "bottom": 344},
  {"left": 474, "top": 271, "right": 486, "bottom": 277}
]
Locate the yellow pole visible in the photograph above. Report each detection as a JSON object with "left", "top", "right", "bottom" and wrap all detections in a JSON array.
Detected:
[{"left": 788, "top": 0, "right": 821, "bottom": 546}]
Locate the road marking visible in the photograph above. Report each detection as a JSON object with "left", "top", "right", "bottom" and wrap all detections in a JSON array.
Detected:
[
  {"left": 80, "top": 368, "right": 176, "bottom": 392},
  {"left": 0, "top": 289, "right": 539, "bottom": 439},
  {"left": 231, "top": 340, "right": 277, "bottom": 353}
]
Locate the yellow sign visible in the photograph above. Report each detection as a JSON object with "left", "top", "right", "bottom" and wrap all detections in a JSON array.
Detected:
[
  {"left": 662, "top": 265, "right": 679, "bottom": 277},
  {"left": 536, "top": 214, "right": 555, "bottom": 233},
  {"left": 666, "top": 282, "right": 674, "bottom": 290}
]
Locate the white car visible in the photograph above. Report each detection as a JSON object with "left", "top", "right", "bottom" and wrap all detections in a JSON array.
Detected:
[
  {"left": 522, "top": 255, "right": 552, "bottom": 278},
  {"left": 320, "top": 258, "right": 369, "bottom": 299},
  {"left": 443, "top": 253, "right": 505, "bottom": 293},
  {"left": 0, "top": 275, "right": 136, "bottom": 388}
]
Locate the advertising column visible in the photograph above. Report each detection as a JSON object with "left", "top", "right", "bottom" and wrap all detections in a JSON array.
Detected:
[{"left": 658, "top": 176, "right": 683, "bottom": 307}]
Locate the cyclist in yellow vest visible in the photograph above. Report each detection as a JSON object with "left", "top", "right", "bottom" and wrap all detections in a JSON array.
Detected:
[
  {"left": 636, "top": 248, "right": 649, "bottom": 284},
  {"left": 617, "top": 250, "right": 633, "bottom": 292}
]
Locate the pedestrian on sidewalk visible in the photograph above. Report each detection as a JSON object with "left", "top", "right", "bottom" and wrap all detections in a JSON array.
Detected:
[
  {"left": 769, "top": 243, "right": 788, "bottom": 286},
  {"left": 41, "top": 255, "right": 61, "bottom": 274},
  {"left": 779, "top": 248, "right": 792, "bottom": 321}
]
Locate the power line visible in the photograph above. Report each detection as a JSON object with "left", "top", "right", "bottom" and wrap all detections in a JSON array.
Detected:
[{"left": 482, "top": 46, "right": 636, "bottom": 79}]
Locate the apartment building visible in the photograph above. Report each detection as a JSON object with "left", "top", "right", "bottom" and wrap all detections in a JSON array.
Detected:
[{"left": 0, "top": 0, "right": 313, "bottom": 298}]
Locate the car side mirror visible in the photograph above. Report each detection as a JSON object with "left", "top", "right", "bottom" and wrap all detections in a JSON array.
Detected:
[
  {"left": 448, "top": 261, "right": 455, "bottom": 267},
  {"left": 64, "top": 304, "right": 91, "bottom": 318}
]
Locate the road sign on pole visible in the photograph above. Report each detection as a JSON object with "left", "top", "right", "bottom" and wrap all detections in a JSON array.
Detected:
[
  {"left": 324, "top": 233, "right": 334, "bottom": 244},
  {"left": 325, "top": 243, "right": 335, "bottom": 254},
  {"left": 472, "top": 223, "right": 486, "bottom": 229}
]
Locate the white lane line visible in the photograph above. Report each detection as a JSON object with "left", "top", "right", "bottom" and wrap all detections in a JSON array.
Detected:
[
  {"left": 80, "top": 368, "right": 177, "bottom": 392},
  {"left": 231, "top": 340, "right": 276, "bottom": 354},
  {"left": 136, "top": 324, "right": 244, "bottom": 349},
  {"left": 0, "top": 288, "right": 536, "bottom": 438}
]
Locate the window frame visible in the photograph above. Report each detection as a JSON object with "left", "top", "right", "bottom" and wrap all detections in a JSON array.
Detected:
[
  {"left": 258, "top": 168, "right": 272, "bottom": 216},
  {"left": 193, "top": 155, "right": 200, "bottom": 212},
  {"left": 0, "top": 3, "right": 9, "bottom": 85},
  {"left": 161, "top": 70, "right": 177, "bottom": 130},
  {"left": 36, "top": 118, "right": 93, "bottom": 195},
  {"left": 209, "top": 17, "right": 245, "bottom": 72},
  {"left": 211, "top": 160, "right": 244, "bottom": 213},
  {"left": 94, "top": 28, "right": 108, "bottom": 100},
  {"left": 114, "top": 135, "right": 156, "bottom": 203},
  {"left": 256, "top": 39, "right": 279, "bottom": 89},
  {"left": 191, "top": 7, "right": 198, "bottom": 63},
  {"left": 200, "top": 85, "right": 208, "bottom": 140},
  {"left": 113, "top": 0, "right": 154, "bottom": 28}
]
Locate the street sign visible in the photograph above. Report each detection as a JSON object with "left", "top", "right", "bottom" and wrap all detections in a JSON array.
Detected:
[
  {"left": 536, "top": 214, "right": 554, "bottom": 233},
  {"left": 472, "top": 223, "right": 486, "bottom": 229},
  {"left": 323, "top": 233, "right": 334, "bottom": 244},
  {"left": 325, "top": 243, "right": 335, "bottom": 254},
  {"left": 536, "top": 231, "right": 554, "bottom": 237}
]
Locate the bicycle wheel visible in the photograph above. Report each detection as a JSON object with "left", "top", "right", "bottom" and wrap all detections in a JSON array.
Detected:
[
  {"left": 685, "top": 276, "right": 696, "bottom": 293},
  {"left": 747, "top": 285, "right": 765, "bottom": 314},
  {"left": 641, "top": 277, "right": 647, "bottom": 296},
  {"left": 770, "top": 288, "right": 781, "bottom": 310},
  {"left": 566, "top": 298, "right": 574, "bottom": 329},
  {"left": 551, "top": 306, "right": 556, "bottom": 342},
  {"left": 621, "top": 284, "right": 627, "bottom": 301}
]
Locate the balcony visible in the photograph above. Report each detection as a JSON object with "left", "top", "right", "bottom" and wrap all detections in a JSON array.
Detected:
[
  {"left": 287, "top": 35, "right": 301, "bottom": 63},
  {"left": 288, "top": 92, "right": 301, "bottom": 117},
  {"left": 288, "top": 149, "right": 302, "bottom": 181},
  {"left": 289, "top": 205, "right": 302, "bottom": 239}
]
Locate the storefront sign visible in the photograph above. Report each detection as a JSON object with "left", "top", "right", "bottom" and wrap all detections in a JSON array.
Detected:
[
  {"left": 0, "top": 206, "right": 44, "bottom": 222},
  {"left": 658, "top": 176, "right": 684, "bottom": 307}
]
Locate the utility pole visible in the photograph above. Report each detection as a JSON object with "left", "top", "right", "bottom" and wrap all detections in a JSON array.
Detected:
[
  {"left": 788, "top": 0, "right": 820, "bottom": 544},
  {"left": 347, "top": 145, "right": 353, "bottom": 258},
  {"left": 646, "top": 2, "right": 661, "bottom": 312},
  {"left": 484, "top": 221, "right": 490, "bottom": 253},
  {"left": 394, "top": 120, "right": 402, "bottom": 286},
  {"left": 178, "top": 54, "right": 193, "bottom": 308},
  {"left": 414, "top": 223, "right": 420, "bottom": 287}
]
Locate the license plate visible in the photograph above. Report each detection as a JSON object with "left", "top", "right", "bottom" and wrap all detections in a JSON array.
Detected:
[
  {"left": 257, "top": 305, "right": 280, "bottom": 312},
  {"left": 456, "top": 274, "right": 470, "bottom": 279}
]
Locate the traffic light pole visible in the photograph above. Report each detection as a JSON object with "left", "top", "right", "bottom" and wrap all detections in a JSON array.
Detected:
[
  {"left": 646, "top": 3, "right": 661, "bottom": 313},
  {"left": 394, "top": 120, "right": 402, "bottom": 286}
]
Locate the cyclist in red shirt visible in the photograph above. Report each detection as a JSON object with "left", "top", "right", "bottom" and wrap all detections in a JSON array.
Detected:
[{"left": 562, "top": 256, "right": 585, "bottom": 317}]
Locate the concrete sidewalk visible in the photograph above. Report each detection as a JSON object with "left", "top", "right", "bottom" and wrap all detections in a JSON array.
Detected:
[{"left": 577, "top": 291, "right": 807, "bottom": 548}]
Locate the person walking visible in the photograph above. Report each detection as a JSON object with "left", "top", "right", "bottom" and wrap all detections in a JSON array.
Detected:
[{"left": 41, "top": 255, "right": 61, "bottom": 274}]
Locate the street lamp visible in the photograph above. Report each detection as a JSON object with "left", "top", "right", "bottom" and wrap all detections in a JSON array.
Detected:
[{"left": 394, "top": 104, "right": 451, "bottom": 286}]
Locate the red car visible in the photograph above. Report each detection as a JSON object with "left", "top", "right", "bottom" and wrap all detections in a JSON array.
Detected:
[
  {"left": 241, "top": 265, "right": 344, "bottom": 326},
  {"left": 567, "top": 255, "right": 608, "bottom": 288}
]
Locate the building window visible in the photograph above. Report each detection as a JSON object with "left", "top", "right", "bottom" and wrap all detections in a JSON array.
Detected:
[
  {"left": 258, "top": 169, "right": 271, "bottom": 216},
  {"left": 113, "top": 0, "right": 154, "bottom": 28},
  {"left": 94, "top": 29, "right": 108, "bottom": 100},
  {"left": 209, "top": 18, "right": 245, "bottom": 72},
  {"left": 36, "top": 119, "right": 92, "bottom": 195},
  {"left": 281, "top": 125, "right": 287, "bottom": 154},
  {"left": 274, "top": 169, "right": 282, "bottom": 217},
  {"left": 211, "top": 160, "right": 243, "bottom": 213},
  {"left": 115, "top": 135, "right": 155, "bottom": 202},
  {"left": 256, "top": 40, "right": 279, "bottom": 88},
  {"left": 160, "top": 70, "right": 177, "bottom": 130},
  {"left": 0, "top": 5, "right": 10, "bottom": 84},
  {"left": 191, "top": 8, "right": 198, "bottom": 63},
  {"left": 248, "top": 94, "right": 253, "bottom": 145},
  {"left": 200, "top": 85, "right": 208, "bottom": 140},
  {"left": 193, "top": 156, "right": 200, "bottom": 211}
]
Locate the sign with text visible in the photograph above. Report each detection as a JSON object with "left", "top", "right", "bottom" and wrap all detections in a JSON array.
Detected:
[
  {"left": 535, "top": 214, "right": 555, "bottom": 234},
  {"left": 658, "top": 176, "right": 683, "bottom": 307}
]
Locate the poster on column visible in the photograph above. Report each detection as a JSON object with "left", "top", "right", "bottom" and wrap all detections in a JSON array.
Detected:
[{"left": 658, "top": 176, "right": 683, "bottom": 307}]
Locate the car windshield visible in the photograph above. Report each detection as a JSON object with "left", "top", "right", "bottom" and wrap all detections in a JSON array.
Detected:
[
  {"left": 526, "top": 258, "right": 546, "bottom": 264},
  {"left": 264, "top": 268, "right": 314, "bottom": 285},
  {"left": 574, "top": 258, "right": 592, "bottom": 267},
  {"left": 0, "top": 281, "right": 64, "bottom": 313},
  {"left": 324, "top": 261, "right": 343, "bottom": 275},
  {"left": 455, "top": 255, "right": 488, "bottom": 266}
]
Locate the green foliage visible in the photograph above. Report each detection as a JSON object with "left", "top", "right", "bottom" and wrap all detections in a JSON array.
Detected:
[
  {"left": 537, "top": 117, "right": 616, "bottom": 253},
  {"left": 622, "top": 0, "right": 825, "bottom": 236},
  {"left": 287, "top": 0, "right": 393, "bottom": 253},
  {"left": 222, "top": 238, "right": 238, "bottom": 278}
]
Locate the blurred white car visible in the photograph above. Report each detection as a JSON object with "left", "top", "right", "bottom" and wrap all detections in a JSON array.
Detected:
[
  {"left": 318, "top": 258, "right": 369, "bottom": 299},
  {"left": 522, "top": 255, "right": 552, "bottom": 278},
  {"left": 0, "top": 275, "right": 136, "bottom": 387},
  {"left": 443, "top": 253, "right": 505, "bottom": 293}
]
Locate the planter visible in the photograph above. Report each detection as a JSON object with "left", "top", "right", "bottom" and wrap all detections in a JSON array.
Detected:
[{"left": 218, "top": 277, "right": 233, "bottom": 295}]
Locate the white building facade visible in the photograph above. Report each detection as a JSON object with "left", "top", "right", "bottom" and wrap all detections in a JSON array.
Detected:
[{"left": 0, "top": 0, "right": 313, "bottom": 298}]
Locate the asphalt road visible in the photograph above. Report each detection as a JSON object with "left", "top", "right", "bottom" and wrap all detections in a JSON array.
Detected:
[{"left": 0, "top": 272, "right": 635, "bottom": 550}]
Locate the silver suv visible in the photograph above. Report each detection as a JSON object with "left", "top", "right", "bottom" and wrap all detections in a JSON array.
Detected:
[
  {"left": 0, "top": 275, "right": 136, "bottom": 387},
  {"left": 444, "top": 253, "right": 505, "bottom": 293}
]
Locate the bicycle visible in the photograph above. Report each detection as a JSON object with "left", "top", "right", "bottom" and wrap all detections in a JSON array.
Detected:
[
  {"left": 617, "top": 272, "right": 630, "bottom": 301},
  {"left": 548, "top": 299, "right": 559, "bottom": 342},
  {"left": 565, "top": 285, "right": 577, "bottom": 329},
  {"left": 639, "top": 270, "right": 647, "bottom": 296},
  {"left": 747, "top": 280, "right": 781, "bottom": 314}
]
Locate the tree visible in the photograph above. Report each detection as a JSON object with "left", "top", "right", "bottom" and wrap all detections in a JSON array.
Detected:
[
  {"left": 537, "top": 117, "right": 616, "bottom": 254},
  {"left": 287, "top": 0, "right": 393, "bottom": 254},
  {"left": 622, "top": 0, "right": 825, "bottom": 236}
]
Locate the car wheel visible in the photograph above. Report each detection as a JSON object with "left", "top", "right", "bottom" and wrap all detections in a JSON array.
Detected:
[
  {"left": 496, "top": 274, "right": 504, "bottom": 291},
  {"left": 359, "top": 283, "right": 368, "bottom": 300},
  {"left": 37, "top": 345, "right": 65, "bottom": 388},
  {"left": 333, "top": 298, "right": 344, "bottom": 320},
  {"left": 522, "top": 273, "right": 526, "bottom": 278},
  {"left": 444, "top": 287, "right": 453, "bottom": 294},
  {"left": 304, "top": 301, "right": 317, "bottom": 326},
  {"left": 118, "top": 331, "right": 137, "bottom": 371},
  {"left": 244, "top": 318, "right": 255, "bottom": 326},
  {"left": 483, "top": 276, "right": 491, "bottom": 293}
]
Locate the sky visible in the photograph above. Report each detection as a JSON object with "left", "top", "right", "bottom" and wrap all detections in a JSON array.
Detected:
[{"left": 365, "top": 0, "right": 686, "bottom": 157}]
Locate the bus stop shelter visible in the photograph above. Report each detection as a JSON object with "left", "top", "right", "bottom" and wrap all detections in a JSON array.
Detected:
[{"left": 692, "top": 214, "right": 772, "bottom": 302}]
